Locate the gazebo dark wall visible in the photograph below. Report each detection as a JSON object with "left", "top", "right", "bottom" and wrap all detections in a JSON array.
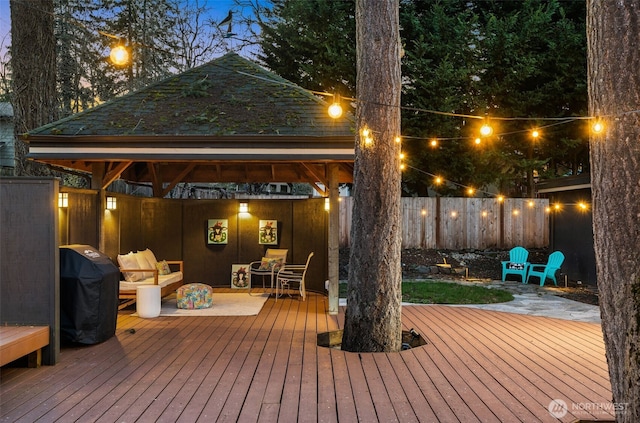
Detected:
[
  {"left": 62, "top": 188, "right": 328, "bottom": 292},
  {"left": 538, "top": 174, "right": 596, "bottom": 285},
  {"left": 1, "top": 178, "right": 59, "bottom": 364}
]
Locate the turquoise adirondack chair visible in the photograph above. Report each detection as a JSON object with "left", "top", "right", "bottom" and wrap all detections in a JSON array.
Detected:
[
  {"left": 526, "top": 251, "right": 565, "bottom": 286},
  {"left": 501, "top": 246, "right": 530, "bottom": 282}
]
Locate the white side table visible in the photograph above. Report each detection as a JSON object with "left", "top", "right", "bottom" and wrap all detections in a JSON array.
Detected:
[{"left": 137, "top": 285, "right": 161, "bottom": 318}]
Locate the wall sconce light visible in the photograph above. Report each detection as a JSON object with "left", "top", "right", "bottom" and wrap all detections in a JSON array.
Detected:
[
  {"left": 106, "top": 196, "right": 117, "bottom": 210},
  {"left": 58, "top": 192, "right": 68, "bottom": 208},
  {"left": 239, "top": 202, "right": 248, "bottom": 213},
  {"left": 324, "top": 197, "right": 330, "bottom": 211}
]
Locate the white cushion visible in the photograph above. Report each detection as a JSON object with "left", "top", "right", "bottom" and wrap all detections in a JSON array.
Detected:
[
  {"left": 117, "top": 252, "right": 141, "bottom": 282},
  {"left": 134, "top": 252, "right": 154, "bottom": 279},
  {"left": 138, "top": 248, "right": 158, "bottom": 267},
  {"left": 119, "top": 271, "right": 183, "bottom": 291}
]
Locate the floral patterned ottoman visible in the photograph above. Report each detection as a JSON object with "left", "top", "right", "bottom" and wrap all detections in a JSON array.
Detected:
[{"left": 176, "top": 283, "right": 213, "bottom": 309}]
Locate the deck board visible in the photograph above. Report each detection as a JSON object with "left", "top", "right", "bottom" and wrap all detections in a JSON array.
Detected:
[{"left": 1, "top": 291, "right": 614, "bottom": 422}]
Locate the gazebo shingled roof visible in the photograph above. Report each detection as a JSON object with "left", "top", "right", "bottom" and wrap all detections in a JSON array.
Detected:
[{"left": 24, "top": 52, "right": 355, "bottom": 196}]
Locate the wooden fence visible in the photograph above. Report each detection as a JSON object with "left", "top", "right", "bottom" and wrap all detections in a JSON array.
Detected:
[{"left": 339, "top": 197, "right": 549, "bottom": 249}]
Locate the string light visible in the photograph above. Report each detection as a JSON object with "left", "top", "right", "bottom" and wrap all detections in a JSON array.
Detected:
[
  {"left": 109, "top": 43, "right": 130, "bottom": 66},
  {"left": 592, "top": 118, "right": 604, "bottom": 134},
  {"left": 42, "top": 6, "right": 623, "bottom": 142},
  {"left": 327, "top": 94, "right": 343, "bottom": 119},
  {"left": 33, "top": 11, "right": 610, "bottom": 214},
  {"left": 361, "top": 127, "right": 373, "bottom": 146},
  {"left": 479, "top": 117, "right": 493, "bottom": 137}
]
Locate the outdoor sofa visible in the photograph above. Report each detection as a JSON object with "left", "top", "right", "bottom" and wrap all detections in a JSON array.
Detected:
[{"left": 117, "top": 248, "right": 184, "bottom": 309}]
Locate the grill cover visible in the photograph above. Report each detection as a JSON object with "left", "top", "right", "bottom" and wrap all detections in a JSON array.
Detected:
[{"left": 60, "top": 245, "right": 119, "bottom": 344}]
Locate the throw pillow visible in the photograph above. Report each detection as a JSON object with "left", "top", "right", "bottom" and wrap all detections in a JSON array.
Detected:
[
  {"left": 156, "top": 260, "right": 172, "bottom": 275},
  {"left": 117, "top": 252, "right": 142, "bottom": 282},
  {"left": 258, "top": 257, "right": 284, "bottom": 271}
]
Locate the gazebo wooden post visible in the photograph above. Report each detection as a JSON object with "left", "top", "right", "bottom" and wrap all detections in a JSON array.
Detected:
[
  {"left": 328, "top": 164, "right": 340, "bottom": 314},
  {"left": 91, "top": 163, "right": 107, "bottom": 253}
]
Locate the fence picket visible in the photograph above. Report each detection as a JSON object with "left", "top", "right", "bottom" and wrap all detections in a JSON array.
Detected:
[{"left": 339, "top": 197, "right": 548, "bottom": 249}]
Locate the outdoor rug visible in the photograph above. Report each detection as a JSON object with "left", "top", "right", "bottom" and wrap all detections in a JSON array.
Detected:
[{"left": 135, "top": 293, "right": 269, "bottom": 317}]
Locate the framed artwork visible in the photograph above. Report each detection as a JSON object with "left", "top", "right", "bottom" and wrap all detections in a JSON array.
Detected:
[
  {"left": 231, "top": 264, "right": 249, "bottom": 289},
  {"left": 259, "top": 220, "right": 278, "bottom": 245},
  {"left": 208, "top": 219, "right": 228, "bottom": 244}
]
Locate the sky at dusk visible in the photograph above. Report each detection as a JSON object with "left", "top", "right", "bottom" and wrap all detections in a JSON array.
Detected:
[{"left": 0, "top": 0, "right": 248, "bottom": 58}]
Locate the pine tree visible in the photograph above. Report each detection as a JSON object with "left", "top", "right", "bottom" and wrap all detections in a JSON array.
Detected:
[
  {"left": 587, "top": 0, "right": 640, "bottom": 419},
  {"left": 341, "top": 0, "right": 402, "bottom": 353}
]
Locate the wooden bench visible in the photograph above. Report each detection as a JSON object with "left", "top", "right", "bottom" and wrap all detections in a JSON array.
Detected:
[
  {"left": 0, "top": 326, "right": 50, "bottom": 367},
  {"left": 118, "top": 261, "right": 184, "bottom": 310}
]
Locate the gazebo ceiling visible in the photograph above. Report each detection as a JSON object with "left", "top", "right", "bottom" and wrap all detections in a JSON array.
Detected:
[{"left": 24, "top": 53, "right": 355, "bottom": 195}]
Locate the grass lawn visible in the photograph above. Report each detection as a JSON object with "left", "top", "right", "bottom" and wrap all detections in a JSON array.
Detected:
[{"left": 339, "top": 280, "right": 514, "bottom": 304}]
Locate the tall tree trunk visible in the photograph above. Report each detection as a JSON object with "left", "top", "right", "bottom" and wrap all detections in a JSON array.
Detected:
[
  {"left": 10, "top": 0, "right": 57, "bottom": 176},
  {"left": 342, "top": 0, "right": 402, "bottom": 352},
  {"left": 587, "top": 1, "right": 640, "bottom": 420}
]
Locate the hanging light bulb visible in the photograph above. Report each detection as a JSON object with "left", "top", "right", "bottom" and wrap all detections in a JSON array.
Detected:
[
  {"left": 430, "top": 138, "right": 438, "bottom": 147},
  {"left": 592, "top": 118, "right": 604, "bottom": 134},
  {"left": 327, "top": 94, "right": 343, "bottom": 119},
  {"left": 110, "top": 42, "right": 130, "bottom": 66},
  {"left": 360, "top": 127, "right": 373, "bottom": 146},
  {"left": 531, "top": 129, "right": 540, "bottom": 139},
  {"left": 480, "top": 117, "right": 493, "bottom": 137}
]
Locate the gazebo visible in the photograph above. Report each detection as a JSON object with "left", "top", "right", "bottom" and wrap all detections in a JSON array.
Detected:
[{"left": 23, "top": 52, "right": 355, "bottom": 312}]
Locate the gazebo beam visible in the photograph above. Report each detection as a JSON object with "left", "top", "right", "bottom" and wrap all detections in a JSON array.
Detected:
[
  {"left": 147, "top": 163, "right": 163, "bottom": 197},
  {"left": 102, "top": 161, "right": 133, "bottom": 189},
  {"left": 162, "top": 163, "right": 197, "bottom": 197}
]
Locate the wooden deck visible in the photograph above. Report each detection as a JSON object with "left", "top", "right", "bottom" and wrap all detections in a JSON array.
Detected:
[{"left": 1, "top": 290, "right": 614, "bottom": 422}]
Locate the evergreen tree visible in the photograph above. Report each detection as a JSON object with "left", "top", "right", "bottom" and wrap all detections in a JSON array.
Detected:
[
  {"left": 56, "top": 0, "right": 106, "bottom": 115},
  {"left": 258, "top": 0, "right": 356, "bottom": 96},
  {"left": 256, "top": 0, "right": 588, "bottom": 197},
  {"left": 97, "top": 0, "right": 180, "bottom": 93},
  {"left": 474, "top": 0, "right": 588, "bottom": 196},
  {"left": 399, "top": 0, "right": 482, "bottom": 196}
]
